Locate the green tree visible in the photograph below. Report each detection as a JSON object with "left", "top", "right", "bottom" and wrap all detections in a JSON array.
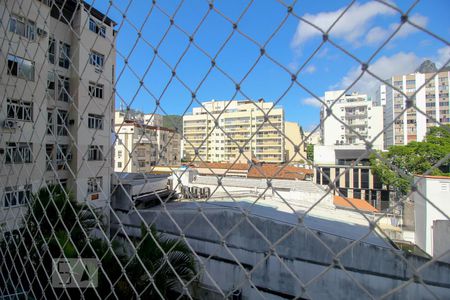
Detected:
[
  {"left": 306, "top": 144, "right": 314, "bottom": 162},
  {"left": 125, "top": 225, "right": 196, "bottom": 298},
  {"left": 370, "top": 126, "right": 450, "bottom": 195},
  {"left": 1, "top": 185, "right": 196, "bottom": 298}
]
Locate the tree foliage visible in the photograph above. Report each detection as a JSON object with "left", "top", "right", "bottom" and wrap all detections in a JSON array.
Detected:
[
  {"left": 370, "top": 126, "right": 450, "bottom": 195},
  {"left": 1, "top": 185, "right": 195, "bottom": 298},
  {"left": 306, "top": 144, "right": 314, "bottom": 162}
]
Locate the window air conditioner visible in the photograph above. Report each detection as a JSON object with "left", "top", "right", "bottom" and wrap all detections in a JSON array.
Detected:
[
  {"left": 37, "top": 28, "right": 48, "bottom": 37},
  {"left": 3, "top": 120, "right": 18, "bottom": 129}
]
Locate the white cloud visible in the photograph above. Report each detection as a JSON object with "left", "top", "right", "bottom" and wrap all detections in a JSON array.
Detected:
[
  {"left": 436, "top": 46, "right": 450, "bottom": 68},
  {"left": 302, "top": 96, "right": 323, "bottom": 107},
  {"left": 338, "top": 52, "right": 421, "bottom": 97},
  {"left": 305, "top": 65, "right": 316, "bottom": 74},
  {"left": 365, "top": 26, "right": 389, "bottom": 45},
  {"left": 291, "top": 1, "right": 394, "bottom": 48},
  {"left": 364, "top": 14, "right": 428, "bottom": 45}
]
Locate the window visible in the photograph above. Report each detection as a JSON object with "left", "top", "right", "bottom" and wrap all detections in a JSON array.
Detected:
[
  {"left": 47, "top": 72, "right": 55, "bottom": 98},
  {"left": 46, "top": 144, "right": 53, "bottom": 170},
  {"left": 353, "top": 169, "right": 359, "bottom": 188},
  {"left": 48, "top": 36, "right": 55, "bottom": 64},
  {"left": 361, "top": 169, "right": 370, "bottom": 189},
  {"left": 88, "top": 82, "right": 103, "bottom": 98},
  {"left": 57, "top": 76, "right": 70, "bottom": 102},
  {"left": 87, "top": 177, "right": 102, "bottom": 193},
  {"left": 88, "top": 145, "right": 103, "bottom": 161},
  {"left": 321, "top": 168, "right": 330, "bottom": 185},
  {"left": 5, "top": 143, "right": 32, "bottom": 164},
  {"left": 89, "top": 51, "right": 104, "bottom": 69},
  {"left": 56, "top": 144, "right": 70, "bottom": 170},
  {"left": 89, "top": 18, "right": 106, "bottom": 37},
  {"left": 47, "top": 110, "right": 54, "bottom": 135},
  {"left": 56, "top": 110, "right": 68, "bottom": 136},
  {"left": 138, "top": 161, "right": 146, "bottom": 167},
  {"left": 9, "top": 14, "right": 35, "bottom": 40},
  {"left": 117, "top": 162, "right": 122, "bottom": 168},
  {"left": 345, "top": 169, "right": 350, "bottom": 188},
  {"left": 117, "top": 150, "right": 122, "bottom": 158},
  {"left": 56, "top": 144, "right": 69, "bottom": 161},
  {"left": 353, "top": 189, "right": 361, "bottom": 199},
  {"left": 7, "top": 54, "right": 34, "bottom": 81},
  {"left": 3, "top": 185, "right": 31, "bottom": 207},
  {"left": 7, "top": 99, "right": 32, "bottom": 121},
  {"left": 338, "top": 188, "right": 348, "bottom": 197},
  {"left": 88, "top": 114, "right": 103, "bottom": 129},
  {"left": 59, "top": 42, "right": 70, "bottom": 68}
]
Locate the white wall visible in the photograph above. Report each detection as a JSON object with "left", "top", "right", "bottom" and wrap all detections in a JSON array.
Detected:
[{"left": 414, "top": 176, "right": 450, "bottom": 255}]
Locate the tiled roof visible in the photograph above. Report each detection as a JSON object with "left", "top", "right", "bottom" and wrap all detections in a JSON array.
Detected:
[
  {"left": 248, "top": 164, "right": 313, "bottom": 180},
  {"left": 194, "top": 162, "right": 249, "bottom": 170},
  {"left": 333, "top": 196, "right": 378, "bottom": 213},
  {"left": 192, "top": 162, "right": 313, "bottom": 180}
]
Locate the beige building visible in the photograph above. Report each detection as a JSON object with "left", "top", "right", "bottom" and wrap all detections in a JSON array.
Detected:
[
  {"left": 114, "top": 111, "right": 181, "bottom": 173},
  {"left": 284, "top": 121, "right": 307, "bottom": 163},
  {"left": 382, "top": 67, "right": 450, "bottom": 147},
  {"left": 0, "top": 0, "right": 116, "bottom": 230},
  {"left": 183, "top": 99, "right": 285, "bottom": 163}
]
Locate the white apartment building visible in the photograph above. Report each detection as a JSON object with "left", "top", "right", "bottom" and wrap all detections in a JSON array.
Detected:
[
  {"left": 114, "top": 111, "right": 181, "bottom": 172},
  {"left": 183, "top": 99, "right": 285, "bottom": 163},
  {"left": 382, "top": 69, "right": 450, "bottom": 147},
  {"left": 0, "top": 0, "right": 116, "bottom": 230},
  {"left": 321, "top": 90, "right": 384, "bottom": 150}
]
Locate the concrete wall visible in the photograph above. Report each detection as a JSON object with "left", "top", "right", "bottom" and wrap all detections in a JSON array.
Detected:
[
  {"left": 433, "top": 220, "right": 450, "bottom": 264},
  {"left": 115, "top": 207, "right": 450, "bottom": 299}
]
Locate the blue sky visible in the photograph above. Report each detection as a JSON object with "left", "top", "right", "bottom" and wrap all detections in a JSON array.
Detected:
[{"left": 87, "top": 0, "right": 449, "bottom": 131}]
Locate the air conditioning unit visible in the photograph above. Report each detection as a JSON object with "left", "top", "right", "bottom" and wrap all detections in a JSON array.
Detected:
[
  {"left": 94, "top": 66, "right": 103, "bottom": 73},
  {"left": 3, "top": 120, "right": 18, "bottom": 129},
  {"left": 37, "top": 27, "right": 47, "bottom": 37}
]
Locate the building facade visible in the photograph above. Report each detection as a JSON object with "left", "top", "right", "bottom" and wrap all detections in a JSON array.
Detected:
[
  {"left": 284, "top": 121, "right": 307, "bottom": 163},
  {"left": 0, "top": 0, "right": 116, "bottom": 230},
  {"left": 183, "top": 99, "right": 285, "bottom": 163},
  {"left": 382, "top": 69, "right": 450, "bottom": 147},
  {"left": 114, "top": 111, "right": 181, "bottom": 173},
  {"left": 314, "top": 145, "right": 392, "bottom": 210},
  {"left": 321, "top": 90, "right": 384, "bottom": 150}
]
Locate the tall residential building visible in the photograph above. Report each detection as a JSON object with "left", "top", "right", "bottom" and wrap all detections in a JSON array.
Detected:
[
  {"left": 114, "top": 111, "right": 181, "bottom": 172},
  {"left": 321, "top": 90, "right": 384, "bottom": 150},
  {"left": 284, "top": 121, "right": 307, "bottom": 163},
  {"left": 0, "top": 0, "right": 116, "bottom": 229},
  {"left": 382, "top": 64, "right": 450, "bottom": 147},
  {"left": 183, "top": 99, "right": 284, "bottom": 163}
]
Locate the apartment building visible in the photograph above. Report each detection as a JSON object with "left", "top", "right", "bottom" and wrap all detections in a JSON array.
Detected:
[
  {"left": 0, "top": 0, "right": 116, "bottom": 230},
  {"left": 382, "top": 64, "right": 450, "bottom": 147},
  {"left": 321, "top": 90, "right": 384, "bottom": 150},
  {"left": 183, "top": 99, "right": 285, "bottom": 163},
  {"left": 284, "top": 121, "right": 307, "bottom": 163},
  {"left": 114, "top": 111, "right": 181, "bottom": 173}
]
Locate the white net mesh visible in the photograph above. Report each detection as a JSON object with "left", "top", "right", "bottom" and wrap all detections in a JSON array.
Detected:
[{"left": 1, "top": 0, "right": 449, "bottom": 299}]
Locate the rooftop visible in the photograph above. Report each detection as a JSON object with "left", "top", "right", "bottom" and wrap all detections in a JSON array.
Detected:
[
  {"left": 334, "top": 195, "right": 379, "bottom": 213},
  {"left": 191, "top": 162, "right": 313, "bottom": 180}
]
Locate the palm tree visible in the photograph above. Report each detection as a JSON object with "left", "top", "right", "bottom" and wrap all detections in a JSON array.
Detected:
[
  {"left": 1, "top": 185, "right": 196, "bottom": 299},
  {"left": 124, "top": 225, "right": 196, "bottom": 298}
]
